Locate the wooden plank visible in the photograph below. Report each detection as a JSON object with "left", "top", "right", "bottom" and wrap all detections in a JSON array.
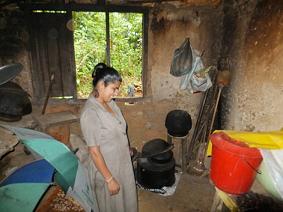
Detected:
[
  {"left": 142, "top": 10, "right": 148, "bottom": 96},
  {"left": 28, "top": 12, "right": 76, "bottom": 101},
  {"left": 34, "top": 111, "right": 78, "bottom": 131},
  {"left": 28, "top": 13, "right": 45, "bottom": 100},
  {"left": 58, "top": 11, "right": 77, "bottom": 98},
  {"left": 21, "top": 3, "right": 148, "bottom": 13}
]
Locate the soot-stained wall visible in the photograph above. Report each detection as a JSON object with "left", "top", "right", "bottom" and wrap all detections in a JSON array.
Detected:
[
  {"left": 0, "top": 9, "right": 33, "bottom": 96},
  {"left": 120, "top": 3, "right": 223, "bottom": 148},
  {"left": 221, "top": 0, "right": 283, "bottom": 131},
  {"left": 0, "top": 2, "right": 223, "bottom": 149}
]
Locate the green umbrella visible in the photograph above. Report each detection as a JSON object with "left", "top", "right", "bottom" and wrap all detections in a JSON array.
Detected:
[
  {"left": 22, "top": 138, "right": 78, "bottom": 191},
  {"left": 0, "top": 183, "right": 50, "bottom": 212},
  {"left": 1, "top": 125, "right": 98, "bottom": 212}
]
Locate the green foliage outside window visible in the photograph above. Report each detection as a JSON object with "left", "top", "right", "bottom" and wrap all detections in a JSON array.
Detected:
[{"left": 73, "top": 12, "right": 143, "bottom": 98}]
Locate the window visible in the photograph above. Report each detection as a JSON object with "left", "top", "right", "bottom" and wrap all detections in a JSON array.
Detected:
[{"left": 73, "top": 10, "right": 147, "bottom": 99}]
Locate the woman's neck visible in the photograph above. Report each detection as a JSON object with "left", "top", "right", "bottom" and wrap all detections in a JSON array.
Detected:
[{"left": 94, "top": 95, "right": 114, "bottom": 115}]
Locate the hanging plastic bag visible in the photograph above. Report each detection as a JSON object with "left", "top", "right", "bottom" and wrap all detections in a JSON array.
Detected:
[
  {"left": 170, "top": 38, "right": 212, "bottom": 93},
  {"left": 179, "top": 48, "right": 212, "bottom": 93},
  {"left": 185, "top": 66, "right": 213, "bottom": 93},
  {"left": 170, "top": 38, "right": 193, "bottom": 77}
]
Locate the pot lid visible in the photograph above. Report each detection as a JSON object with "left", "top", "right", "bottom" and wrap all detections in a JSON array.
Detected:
[
  {"left": 0, "top": 63, "right": 23, "bottom": 86},
  {"left": 165, "top": 110, "right": 192, "bottom": 137},
  {"left": 142, "top": 138, "right": 173, "bottom": 162}
]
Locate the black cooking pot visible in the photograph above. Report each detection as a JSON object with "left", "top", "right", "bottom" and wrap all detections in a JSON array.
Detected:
[
  {"left": 165, "top": 110, "right": 192, "bottom": 137},
  {"left": 142, "top": 138, "right": 173, "bottom": 163},
  {"left": 137, "top": 138, "right": 175, "bottom": 189},
  {"left": 0, "top": 82, "right": 32, "bottom": 121}
]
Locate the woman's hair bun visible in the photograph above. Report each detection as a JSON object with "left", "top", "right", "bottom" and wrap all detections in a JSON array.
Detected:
[
  {"left": 92, "top": 63, "right": 108, "bottom": 78},
  {"left": 91, "top": 62, "right": 121, "bottom": 90}
]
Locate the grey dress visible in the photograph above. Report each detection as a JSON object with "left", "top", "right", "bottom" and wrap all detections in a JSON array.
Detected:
[{"left": 80, "top": 95, "right": 138, "bottom": 212}]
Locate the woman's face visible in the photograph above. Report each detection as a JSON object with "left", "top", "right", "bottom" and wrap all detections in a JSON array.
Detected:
[{"left": 97, "top": 81, "right": 121, "bottom": 102}]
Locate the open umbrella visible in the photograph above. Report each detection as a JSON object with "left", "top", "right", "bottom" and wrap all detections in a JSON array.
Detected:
[
  {"left": 0, "top": 159, "right": 54, "bottom": 186},
  {"left": 22, "top": 138, "right": 78, "bottom": 191},
  {"left": 1, "top": 125, "right": 53, "bottom": 140},
  {"left": 1, "top": 125, "right": 98, "bottom": 212},
  {"left": 0, "top": 127, "right": 55, "bottom": 212},
  {"left": 0, "top": 183, "right": 50, "bottom": 212}
]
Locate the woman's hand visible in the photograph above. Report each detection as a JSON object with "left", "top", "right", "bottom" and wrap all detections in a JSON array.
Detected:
[
  {"left": 88, "top": 147, "right": 120, "bottom": 195},
  {"left": 107, "top": 177, "right": 120, "bottom": 195}
]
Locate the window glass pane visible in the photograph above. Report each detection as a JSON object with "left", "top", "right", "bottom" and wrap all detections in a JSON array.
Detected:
[
  {"left": 73, "top": 12, "right": 106, "bottom": 99},
  {"left": 110, "top": 12, "right": 143, "bottom": 98}
]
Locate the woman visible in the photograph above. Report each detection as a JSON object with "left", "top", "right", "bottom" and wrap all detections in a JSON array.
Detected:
[{"left": 80, "top": 63, "right": 138, "bottom": 212}]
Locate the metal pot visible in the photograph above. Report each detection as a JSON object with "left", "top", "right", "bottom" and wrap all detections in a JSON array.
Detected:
[
  {"left": 137, "top": 139, "right": 175, "bottom": 189},
  {"left": 165, "top": 110, "right": 192, "bottom": 137},
  {"left": 0, "top": 82, "right": 32, "bottom": 121}
]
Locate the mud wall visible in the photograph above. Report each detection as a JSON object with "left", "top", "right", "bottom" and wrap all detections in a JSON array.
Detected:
[
  {"left": 221, "top": 0, "right": 283, "bottom": 131},
  {"left": 119, "top": 4, "right": 223, "bottom": 148},
  {"left": 0, "top": 2, "right": 223, "bottom": 150},
  {"left": 69, "top": 3, "right": 223, "bottom": 149}
]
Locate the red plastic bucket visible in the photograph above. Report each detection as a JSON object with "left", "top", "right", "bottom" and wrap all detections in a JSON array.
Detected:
[{"left": 210, "top": 132, "right": 263, "bottom": 195}]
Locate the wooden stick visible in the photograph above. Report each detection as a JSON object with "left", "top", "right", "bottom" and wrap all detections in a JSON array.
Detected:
[{"left": 41, "top": 73, "right": 55, "bottom": 115}]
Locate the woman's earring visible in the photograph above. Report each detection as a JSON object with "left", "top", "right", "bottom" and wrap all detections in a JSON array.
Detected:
[{"left": 94, "top": 89, "right": 99, "bottom": 97}]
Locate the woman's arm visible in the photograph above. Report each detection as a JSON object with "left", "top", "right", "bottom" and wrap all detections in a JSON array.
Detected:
[{"left": 89, "top": 146, "right": 120, "bottom": 195}]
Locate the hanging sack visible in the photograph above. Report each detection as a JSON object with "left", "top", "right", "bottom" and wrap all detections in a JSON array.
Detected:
[{"left": 170, "top": 38, "right": 193, "bottom": 77}]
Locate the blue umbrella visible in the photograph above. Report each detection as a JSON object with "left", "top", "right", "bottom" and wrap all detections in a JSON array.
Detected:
[{"left": 0, "top": 159, "right": 54, "bottom": 186}]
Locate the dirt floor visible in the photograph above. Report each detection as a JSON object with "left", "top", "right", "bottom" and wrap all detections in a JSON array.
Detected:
[
  {"left": 0, "top": 114, "right": 280, "bottom": 212},
  {"left": 2, "top": 141, "right": 278, "bottom": 212},
  {"left": 0, "top": 142, "right": 216, "bottom": 212},
  {"left": 138, "top": 174, "right": 215, "bottom": 212}
]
